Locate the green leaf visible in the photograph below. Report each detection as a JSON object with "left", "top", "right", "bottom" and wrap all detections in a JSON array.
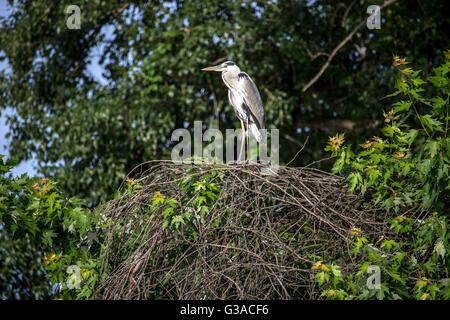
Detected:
[
  {"left": 41, "top": 230, "right": 57, "bottom": 247},
  {"left": 425, "top": 140, "right": 440, "bottom": 158},
  {"left": 348, "top": 172, "right": 362, "bottom": 193},
  {"left": 430, "top": 96, "right": 446, "bottom": 115},
  {"left": 389, "top": 271, "right": 405, "bottom": 283},
  {"left": 196, "top": 195, "right": 207, "bottom": 206},
  {"left": 353, "top": 237, "right": 368, "bottom": 254},
  {"left": 419, "top": 115, "right": 444, "bottom": 132},
  {"left": 411, "top": 77, "right": 425, "bottom": 87},
  {"left": 429, "top": 76, "right": 447, "bottom": 88},
  {"left": 392, "top": 101, "right": 412, "bottom": 113},
  {"left": 162, "top": 207, "right": 173, "bottom": 218},
  {"left": 381, "top": 239, "right": 396, "bottom": 251},
  {"left": 171, "top": 215, "right": 185, "bottom": 229},
  {"left": 403, "top": 129, "right": 418, "bottom": 146},
  {"left": 434, "top": 240, "right": 446, "bottom": 260},
  {"left": 384, "top": 90, "right": 402, "bottom": 98},
  {"left": 381, "top": 125, "right": 399, "bottom": 137},
  {"left": 400, "top": 67, "right": 414, "bottom": 74},
  {"left": 315, "top": 271, "right": 329, "bottom": 286}
]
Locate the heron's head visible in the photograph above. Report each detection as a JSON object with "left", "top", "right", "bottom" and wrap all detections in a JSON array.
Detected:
[{"left": 201, "top": 61, "right": 239, "bottom": 73}]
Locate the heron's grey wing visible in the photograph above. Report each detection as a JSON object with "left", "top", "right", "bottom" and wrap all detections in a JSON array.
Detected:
[{"left": 238, "top": 72, "right": 265, "bottom": 129}]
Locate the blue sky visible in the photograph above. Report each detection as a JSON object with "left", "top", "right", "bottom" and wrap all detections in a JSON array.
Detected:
[
  {"left": 0, "top": 0, "right": 110, "bottom": 177},
  {"left": 0, "top": 0, "right": 34, "bottom": 176}
]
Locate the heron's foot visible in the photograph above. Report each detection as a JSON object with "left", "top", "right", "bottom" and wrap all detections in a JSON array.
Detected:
[
  {"left": 227, "top": 159, "right": 245, "bottom": 165},
  {"left": 235, "top": 158, "right": 251, "bottom": 166}
]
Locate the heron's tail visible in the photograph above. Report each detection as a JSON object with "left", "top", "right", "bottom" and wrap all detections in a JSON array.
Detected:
[{"left": 249, "top": 123, "right": 267, "bottom": 145}]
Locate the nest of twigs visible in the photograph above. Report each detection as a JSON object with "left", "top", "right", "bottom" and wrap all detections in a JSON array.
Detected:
[{"left": 95, "top": 160, "right": 392, "bottom": 299}]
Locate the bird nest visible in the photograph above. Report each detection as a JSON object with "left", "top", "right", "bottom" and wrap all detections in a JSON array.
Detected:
[{"left": 94, "top": 160, "right": 392, "bottom": 299}]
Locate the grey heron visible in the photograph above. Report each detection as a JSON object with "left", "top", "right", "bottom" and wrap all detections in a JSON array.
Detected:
[{"left": 202, "top": 61, "right": 266, "bottom": 161}]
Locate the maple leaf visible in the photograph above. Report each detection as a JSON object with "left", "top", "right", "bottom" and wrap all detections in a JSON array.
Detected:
[
  {"left": 393, "top": 55, "right": 408, "bottom": 66},
  {"left": 327, "top": 133, "right": 345, "bottom": 151}
]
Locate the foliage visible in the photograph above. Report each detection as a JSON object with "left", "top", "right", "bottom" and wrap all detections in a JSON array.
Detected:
[
  {"left": 0, "top": 155, "right": 103, "bottom": 299},
  {"left": 0, "top": 0, "right": 448, "bottom": 300},
  {"left": 313, "top": 213, "right": 449, "bottom": 300},
  {"left": 326, "top": 53, "right": 449, "bottom": 212},
  {"left": 320, "top": 53, "right": 450, "bottom": 300},
  {"left": 1, "top": 0, "right": 448, "bottom": 206}
]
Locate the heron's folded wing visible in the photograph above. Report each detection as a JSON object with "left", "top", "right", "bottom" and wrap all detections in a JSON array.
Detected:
[{"left": 238, "top": 72, "right": 265, "bottom": 129}]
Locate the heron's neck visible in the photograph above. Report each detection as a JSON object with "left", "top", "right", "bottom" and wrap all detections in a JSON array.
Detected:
[{"left": 222, "top": 71, "right": 237, "bottom": 91}]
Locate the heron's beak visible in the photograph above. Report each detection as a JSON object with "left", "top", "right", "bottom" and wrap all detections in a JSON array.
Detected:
[{"left": 201, "top": 65, "right": 223, "bottom": 72}]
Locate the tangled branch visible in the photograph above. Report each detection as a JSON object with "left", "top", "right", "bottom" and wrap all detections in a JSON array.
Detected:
[{"left": 95, "top": 161, "right": 392, "bottom": 299}]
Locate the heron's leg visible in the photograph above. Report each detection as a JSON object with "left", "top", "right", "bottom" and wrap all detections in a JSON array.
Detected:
[
  {"left": 245, "top": 117, "right": 249, "bottom": 165},
  {"left": 246, "top": 117, "right": 249, "bottom": 136},
  {"left": 238, "top": 119, "right": 245, "bottom": 162}
]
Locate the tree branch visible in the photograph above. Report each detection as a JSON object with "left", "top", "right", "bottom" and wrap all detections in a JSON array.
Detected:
[
  {"left": 341, "top": 0, "right": 357, "bottom": 27},
  {"left": 296, "top": 118, "right": 382, "bottom": 132},
  {"left": 300, "top": 39, "right": 330, "bottom": 61},
  {"left": 302, "top": 0, "right": 398, "bottom": 93},
  {"left": 286, "top": 136, "right": 309, "bottom": 167}
]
